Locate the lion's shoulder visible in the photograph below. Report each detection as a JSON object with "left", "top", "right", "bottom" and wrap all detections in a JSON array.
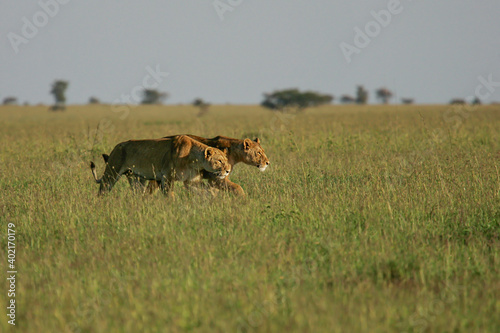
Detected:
[{"left": 175, "top": 135, "right": 217, "bottom": 151}]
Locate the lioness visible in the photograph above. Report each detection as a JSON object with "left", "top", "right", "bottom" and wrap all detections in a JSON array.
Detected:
[
  {"left": 145, "top": 135, "right": 270, "bottom": 196},
  {"left": 90, "top": 135, "right": 231, "bottom": 197}
]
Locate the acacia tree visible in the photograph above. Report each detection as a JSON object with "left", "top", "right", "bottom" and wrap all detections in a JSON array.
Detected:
[
  {"left": 401, "top": 98, "right": 414, "bottom": 105},
  {"left": 50, "top": 80, "right": 69, "bottom": 111},
  {"left": 193, "top": 98, "right": 210, "bottom": 117},
  {"left": 3, "top": 97, "right": 18, "bottom": 105},
  {"left": 340, "top": 95, "right": 356, "bottom": 104},
  {"left": 450, "top": 98, "right": 466, "bottom": 105},
  {"left": 261, "top": 88, "right": 333, "bottom": 112},
  {"left": 356, "top": 86, "right": 368, "bottom": 104},
  {"left": 141, "top": 89, "right": 168, "bottom": 105},
  {"left": 88, "top": 97, "right": 100, "bottom": 104},
  {"left": 375, "top": 88, "right": 393, "bottom": 104}
]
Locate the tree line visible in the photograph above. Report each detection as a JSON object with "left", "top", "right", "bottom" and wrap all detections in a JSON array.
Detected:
[{"left": 1, "top": 80, "right": 490, "bottom": 111}]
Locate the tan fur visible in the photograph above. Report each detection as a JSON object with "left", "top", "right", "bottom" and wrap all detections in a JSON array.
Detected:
[
  {"left": 90, "top": 135, "right": 231, "bottom": 197},
  {"left": 146, "top": 135, "right": 270, "bottom": 196}
]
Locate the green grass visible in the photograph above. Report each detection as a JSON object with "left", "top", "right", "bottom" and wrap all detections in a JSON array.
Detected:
[{"left": 1, "top": 104, "right": 499, "bottom": 332}]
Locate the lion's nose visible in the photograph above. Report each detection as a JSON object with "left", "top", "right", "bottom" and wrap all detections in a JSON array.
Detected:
[{"left": 266, "top": 161, "right": 270, "bottom": 165}]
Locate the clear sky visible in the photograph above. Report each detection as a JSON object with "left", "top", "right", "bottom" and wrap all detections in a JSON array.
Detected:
[{"left": 1, "top": 0, "right": 499, "bottom": 105}]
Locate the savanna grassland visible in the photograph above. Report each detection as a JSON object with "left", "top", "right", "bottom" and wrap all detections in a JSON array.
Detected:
[{"left": 1, "top": 104, "right": 499, "bottom": 333}]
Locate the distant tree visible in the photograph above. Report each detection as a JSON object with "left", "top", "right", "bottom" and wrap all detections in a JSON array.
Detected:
[
  {"left": 88, "top": 97, "right": 100, "bottom": 104},
  {"left": 356, "top": 85, "right": 368, "bottom": 104},
  {"left": 50, "top": 80, "right": 69, "bottom": 111},
  {"left": 340, "top": 95, "right": 356, "bottom": 104},
  {"left": 193, "top": 98, "right": 210, "bottom": 117},
  {"left": 375, "top": 88, "right": 393, "bottom": 104},
  {"left": 401, "top": 98, "right": 414, "bottom": 105},
  {"left": 450, "top": 99, "right": 466, "bottom": 105},
  {"left": 472, "top": 97, "right": 481, "bottom": 105},
  {"left": 141, "top": 89, "right": 168, "bottom": 105},
  {"left": 3, "top": 97, "right": 18, "bottom": 105},
  {"left": 261, "top": 88, "right": 333, "bottom": 112}
]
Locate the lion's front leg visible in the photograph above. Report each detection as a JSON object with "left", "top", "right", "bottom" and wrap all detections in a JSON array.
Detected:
[
  {"left": 183, "top": 172, "right": 209, "bottom": 195},
  {"left": 209, "top": 177, "right": 245, "bottom": 197},
  {"left": 183, "top": 180, "right": 200, "bottom": 190}
]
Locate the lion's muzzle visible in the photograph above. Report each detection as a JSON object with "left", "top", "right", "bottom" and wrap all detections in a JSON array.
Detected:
[
  {"left": 258, "top": 161, "right": 270, "bottom": 172},
  {"left": 217, "top": 169, "right": 231, "bottom": 179}
]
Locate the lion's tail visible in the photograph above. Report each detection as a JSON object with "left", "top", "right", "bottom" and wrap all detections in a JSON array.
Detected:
[{"left": 90, "top": 161, "right": 102, "bottom": 183}]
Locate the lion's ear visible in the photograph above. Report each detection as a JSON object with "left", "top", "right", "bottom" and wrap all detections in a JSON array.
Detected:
[
  {"left": 243, "top": 138, "right": 252, "bottom": 150},
  {"left": 205, "top": 147, "right": 213, "bottom": 158},
  {"left": 254, "top": 138, "right": 260, "bottom": 144}
]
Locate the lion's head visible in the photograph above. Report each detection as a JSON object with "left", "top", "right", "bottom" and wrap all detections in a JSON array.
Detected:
[
  {"left": 204, "top": 147, "right": 231, "bottom": 179},
  {"left": 241, "top": 138, "right": 270, "bottom": 172}
]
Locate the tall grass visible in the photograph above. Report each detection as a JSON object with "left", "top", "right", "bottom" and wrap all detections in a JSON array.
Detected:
[{"left": 1, "top": 104, "right": 499, "bottom": 332}]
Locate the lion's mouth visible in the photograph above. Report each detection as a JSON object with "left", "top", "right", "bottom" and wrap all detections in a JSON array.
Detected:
[{"left": 217, "top": 170, "right": 230, "bottom": 179}]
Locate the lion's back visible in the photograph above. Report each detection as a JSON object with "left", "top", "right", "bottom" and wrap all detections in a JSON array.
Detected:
[{"left": 105, "top": 138, "right": 176, "bottom": 175}]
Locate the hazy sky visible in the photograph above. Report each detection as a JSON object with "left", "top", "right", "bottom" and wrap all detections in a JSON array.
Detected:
[{"left": 1, "top": 0, "right": 500, "bottom": 105}]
